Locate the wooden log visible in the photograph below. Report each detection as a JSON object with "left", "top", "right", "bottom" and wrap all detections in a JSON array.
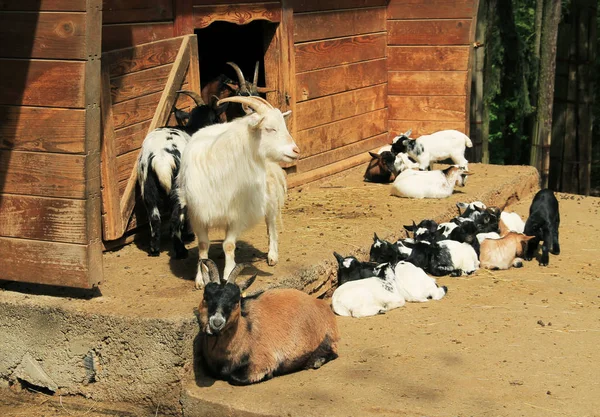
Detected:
[
  {"left": 0, "top": 194, "right": 87, "bottom": 244},
  {"left": 111, "top": 91, "right": 162, "bottom": 130},
  {"left": 295, "top": 33, "right": 386, "bottom": 73},
  {"left": 388, "top": 46, "right": 470, "bottom": 71},
  {"left": 297, "top": 108, "right": 387, "bottom": 157},
  {"left": 104, "top": 37, "right": 183, "bottom": 78},
  {"left": 102, "top": 22, "right": 174, "bottom": 51},
  {"left": 387, "top": 0, "right": 475, "bottom": 19},
  {"left": 0, "top": 12, "right": 86, "bottom": 59},
  {"left": 387, "top": 20, "right": 472, "bottom": 45},
  {"left": 388, "top": 71, "right": 467, "bottom": 96},
  {"left": 0, "top": 60, "right": 85, "bottom": 108},
  {"left": 291, "top": 0, "right": 387, "bottom": 13},
  {"left": 0, "top": 0, "right": 85, "bottom": 11},
  {"left": 388, "top": 120, "right": 466, "bottom": 138},
  {"left": 296, "top": 83, "right": 386, "bottom": 131},
  {"left": 388, "top": 96, "right": 467, "bottom": 121},
  {"left": 110, "top": 64, "right": 173, "bottom": 104},
  {"left": 103, "top": 0, "right": 174, "bottom": 24},
  {"left": 296, "top": 58, "right": 386, "bottom": 102},
  {"left": 0, "top": 150, "right": 86, "bottom": 199},
  {"left": 0, "top": 237, "right": 90, "bottom": 287},
  {"left": 192, "top": 3, "right": 281, "bottom": 28},
  {"left": 0, "top": 106, "right": 85, "bottom": 153},
  {"left": 294, "top": 7, "right": 386, "bottom": 42}
]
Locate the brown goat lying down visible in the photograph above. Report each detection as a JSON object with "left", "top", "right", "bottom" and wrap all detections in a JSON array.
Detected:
[
  {"left": 198, "top": 260, "right": 340, "bottom": 385},
  {"left": 480, "top": 232, "right": 535, "bottom": 270}
]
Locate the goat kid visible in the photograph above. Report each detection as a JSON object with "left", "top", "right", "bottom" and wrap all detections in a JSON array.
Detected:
[
  {"left": 523, "top": 189, "right": 560, "bottom": 266},
  {"left": 499, "top": 211, "right": 526, "bottom": 235},
  {"left": 198, "top": 260, "right": 339, "bottom": 385},
  {"left": 378, "top": 129, "right": 412, "bottom": 154},
  {"left": 480, "top": 232, "right": 535, "bottom": 270},
  {"left": 393, "top": 261, "right": 447, "bottom": 302},
  {"left": 333, "top": 252, "right": 378, "bottom": 286},
  {"left": 406, "top": 240, "right": 479, "bottom": 277},
  {"left": 370, "top": 233, "right": 411, "bottom": 264},
  {"left": 403, "top": 129, "right": 472, "bottom": 171},
  {"left": 364, "top": 151, "right": 397, "bottom": 183},
  {"left": 390, "top": 166, "right": 471, "bottom": 199}
]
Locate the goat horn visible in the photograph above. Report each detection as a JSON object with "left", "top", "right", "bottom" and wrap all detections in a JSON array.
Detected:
[
  {"left": 217, "top": 96, "right": 271, "bottom": 115},
  {"left": 226, "top": 62, "right": 248, "bottom": 95},
  {"left": 248, "top": 95, "right": 274, "bottom": 109},
  {"left": 226, "top": 263, "right": 251, "bottom": 285},
  {"left": 176, "top": 90, "right": 204, "bottom": 106},
  {"left": 253, "top": 61, "right": 259, "bottom": 87},
  {"left": 201, "top": 259, "right": 220, "bottom": 283}
]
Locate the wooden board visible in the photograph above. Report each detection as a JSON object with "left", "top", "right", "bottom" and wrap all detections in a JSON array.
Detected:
[
  {"left": 116, "top": 150, "right": 138, "bottom": 183},
  {"left": 287, "top": 151, "right": 373, "bottom": 188},
  {"left": 110, "top": 64, "right": 173, "bottom": 103},
  {"left": 294, "top": 7, "right": 386, "bottom": 42},
  {"left": 0, "top": 0, "right": 86, "bottom": 11},
  {"left": 296, "top": 58, "right": 386, "bottom": 101},
  {"left": 0, "top": 60, "right": 85, "bottom": 108},
  {"left": 0, "top": 106, "right": 85, "bottom": 153},
  {"left": 103, "top": 0, "right": 174, "bottom": 24},
  {"left": 0, "top": 194, "right": 86, "bottom": 244},
  {"left": 104, "top": 36, "right": 183, "bottom": 77},
  {"left": 296, "top": 83, "right": 386, "bottom": 131},
  {"left": 388, "top": 96, "right": 467, "bottom": 121},
  {"left": 295, "top": 33, "right": 386, "bottom": 73},
  {"left": 0, "top": 12, "right": 86, "bottom": 59},
  {"left": 111, "top": 91, "right": 162, "bottom": 129},
  {"left": 297, "top": 108, "right": 387, "bottom": 157},
  {"left": 0, "top": 237, "right": 89, "bottom": 288},
  {"left": 102, "top": 22, "right": 174, "bottom": 51},
  {"left": 295, "top": 132, "right": 389, "bottom": 174},
  {"left": 115, "top": 120, "right": 152, "bottom": 155},
  {"left": 387, "top": 20, "right": 471, "bottom": 45},
  {"left": 0, "top": 151, "right": 86, "bottom": 198},
  {"left": 388, "top": 71, "right": 467, "bottom": 96},
  {"left": 388, "top": 120, "right": 466, "bottom": 138},
  {"left": 291, "top": 0, "right": 387, "bottom": 13},
  {"left": 193, "top": 2, "right": 281, "bottom": 28},
  {"left": 387, "top": 0, "right": 475, "bottom": 19},
  {"left": 388, "top": 46, "right": 470, "bottom": 71}
]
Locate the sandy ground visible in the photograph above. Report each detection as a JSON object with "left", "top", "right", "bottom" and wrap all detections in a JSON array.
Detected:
[{"left": 2, "top": 165, "right": 600, "bottom": 416}]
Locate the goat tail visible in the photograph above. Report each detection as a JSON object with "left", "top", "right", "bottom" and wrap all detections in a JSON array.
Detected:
[
  {"left": 464, "top": 134, "right": 473, "bottom": 148},
  {"left": 265, "top": 161, "right": 287, "bottom": 231},
  {"left": 151, "top": 153, "right": 176, "bottom": 195}
]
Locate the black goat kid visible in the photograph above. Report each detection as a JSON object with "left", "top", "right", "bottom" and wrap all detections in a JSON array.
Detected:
[{"left": 524, "top": 189, "right": 560, "bottom": 266}]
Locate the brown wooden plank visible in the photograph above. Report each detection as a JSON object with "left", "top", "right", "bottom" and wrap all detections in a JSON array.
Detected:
[
  {"left": 281, "top": 1, "right": 297, "bottom": 138},
  {"left": 0, "top": 151, "right": 86, "bottom": 198},
  {"left": 291, "top": 0, "right": 387, "bottom": 13},
  {"left": 0, "top": 106, "right": 85, "bottom": 153},
  {"left": 0, "top": 60, "right": 85, "bottom": 108},
  {"left": 114, "top": 120, "right": 151, "bottom": 155},
  {"left": 103, "top": 0, "right": 173, "bottom": 24},
  {"left": 0, "top": 0, "right": 86, "bottom": 11},
  {"left": 116, "top": 149, "right": 138, "bottom": 183},
  {"left": 103, "top": 37, "right": 183, "bottom": 78},
  {"left": 102, "top": 22, "right": 173, "bottom": 52},
  {"left": 192, "top": 3, "right": 281, "bottom": 28},
  {"left": 296, "top": 83, "right": 386, "bottom": 131},
  {"left": 0, "top": 237, "right": 89, "bottom": 287},
  {"left": 0, "top": 194, "right": 87, "bottom": 244},
  {"left": 388, "top": 71, "right": 468, "bottom": 96},
  {"left": 388, "top": 95, "right": 467, "bottom": 121},
  {"left": 387, "top": 0, "right": 475, "bottom": 19},
  {"left": 295, "top": 132, "right": 389, "bottom": 173},
  {"left": 297, "top": 108, "right": 387, "bottom": 157},
  {"left": 388, "top": 120, "right": 466, "bottom": 138},
  {"left": 387, "top": 20, "right": 472, "bottom": 45},
  {"left": 295, "top": 33, "right": 386, "bottom": 73},
  {"left": 296, "top": 58, "right": 386, "bottom": 102},
  {"left": 294, "top": 7, "right": 386, "bottom": 42},
  {"left": 287, "top": 151, "right": 373, "bottom": 188},
  {"left": 110, "top": 64, "right": 173, "bottom": 104},
  {"left": 174, "top": 0, "right": 194, "bottom": 36},
  {"left": 0, "top": 12, "right": 86, "bottom": 59},
  {"left": 388, "top": 46, "right": 470, "bottom": 71},
  {"left": 111, "top": 91, "right": 162, "bottom": 129}
]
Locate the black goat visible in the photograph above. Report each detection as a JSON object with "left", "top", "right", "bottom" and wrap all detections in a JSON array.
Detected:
[
  {"left": 524, "top": 189, "right": 560, "bottom": 266},
  {"left": 404, "top": 219, "right": 439, "bottom": 242},
  {"left": 333, "top": 252, "right": 378, "bottom": 286},
  {"left": 369, "top": 233, "right": 401, "bottom": 264}
]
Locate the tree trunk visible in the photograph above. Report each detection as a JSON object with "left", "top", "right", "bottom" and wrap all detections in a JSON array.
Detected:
[
  {"left": 470, "top": 0, "right": 488, "bottom": 163},
  {"left": 481, "top": 0, "right": 498, "bottom": 164},
  {"left": 532, "top": 0, "right": 562, "bottom": 188}
]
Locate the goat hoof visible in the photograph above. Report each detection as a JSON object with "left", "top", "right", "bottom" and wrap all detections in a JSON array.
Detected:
[
  {"left": 524, "top": 256, "right": 533, "bottom": 261},
  {"left": 267, "top": 253, "right": 278, "bottom": 266},
  {"left": 539, "top": 262, "right": 548, "bottom": 267},
  {"left": 194, "top": 281, "right": 204, "bottom": 290}
]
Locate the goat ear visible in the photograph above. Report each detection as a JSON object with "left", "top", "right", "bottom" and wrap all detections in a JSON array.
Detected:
[
  {"left": 403, "top": 224, "right": 415, "bottom": 232},
  {"left": 373, "top": 232, "right": 380, "bottom": 241},
  {"left": 333, "top": 252, "right": 344, "bottom": 263},
  {"left": 368, "top": 151, "right": 379, "bottom": 159},
  {"left": 239, "top": 274, "right": 257, "bottom": 292},
  {"left": 402, "top": 139, "right": 409, "bottom": 147},
  {"left": 282, "top": 110, "right": 292, "bottom": 119},
  {"left": 392, "top": 135, "right": 401, "bottom": 144},
  {"left": 523, "top": 235, "right": 536, "bottom": 241},
  {"left": 404, "top": 129, "right": 412, "bottom": 137}
]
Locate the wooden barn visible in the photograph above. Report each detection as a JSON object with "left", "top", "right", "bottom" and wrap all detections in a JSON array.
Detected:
[{"left": 0, "top": 0, "right": 478, "bottom": 288}]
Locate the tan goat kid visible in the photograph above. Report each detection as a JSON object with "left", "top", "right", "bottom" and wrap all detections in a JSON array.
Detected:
[{"left": 479, "top": 232, "right": 535, "bottom": 270}]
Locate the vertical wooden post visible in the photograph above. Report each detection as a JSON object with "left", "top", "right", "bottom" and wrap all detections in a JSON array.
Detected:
[
  {"left": 280, "top": 0, "right": 297, "bottom": 139},
  {"left": 174, "top": 0, "right": 194, "bottom": 36},
  {"left": 470, "top": 0, "right": 486, "bottom": 162}
]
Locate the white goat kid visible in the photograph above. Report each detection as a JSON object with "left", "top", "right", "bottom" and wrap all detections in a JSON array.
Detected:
[
  {"left": 390, "top": 166, "right": 471, "bottom": 199},
  {"left": 393, "top": 261, "right": 447, "bottom": 302},
  {"left": 403, "top": 129, "right": 473, "bottom": 170},
  {"left": 178, "top": 96, "right": 299, "bottom": 288}
]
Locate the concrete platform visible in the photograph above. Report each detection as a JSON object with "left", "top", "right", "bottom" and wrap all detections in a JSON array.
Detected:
[{"left": 0, "top": 163, "right": 541, "bottom": 415}]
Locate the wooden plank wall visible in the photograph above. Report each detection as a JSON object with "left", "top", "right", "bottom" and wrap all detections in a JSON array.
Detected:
[
  {"left": 0, "top": 0, "right": 102, "bottom": 288},
  {"left": 387, "top": 0, "right": 478, "bottom": 139},
  {"left": 287, "top": 1, "right": 389, "bottom": 186}
]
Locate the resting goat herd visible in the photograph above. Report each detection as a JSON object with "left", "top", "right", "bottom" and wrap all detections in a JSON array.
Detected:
[{"left": 135, "top": 64, "right": 560, "bottom": 385}]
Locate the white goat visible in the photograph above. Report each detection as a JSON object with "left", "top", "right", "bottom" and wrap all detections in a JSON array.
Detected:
[
  {"left": 178, "top": 96, "right": 299, "bottom": 288},
  {"left": 394, "top": 152, "right": 420, "bottom": 173},
  {"left": 393, "top": 261, "right": 447, "bottom": 302},
  {"left": 437, "top": 240, "right": 480, "bottom": 276},
  {"left": 499, "top": 211, "right": 526, "bottom": 235},
  {"left": 403, "top": 129, "right": 472, "bottom": 170},
  {"left": 332, "top": 263, "right": 406, "bottom": 318},
  {"left": 390, "top": 166, "right": 471, "bottom": 199}
]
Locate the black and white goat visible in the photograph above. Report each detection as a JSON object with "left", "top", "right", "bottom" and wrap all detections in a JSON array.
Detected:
[
  {"left": 405, "top": 240, "right": 479, "bottom": 277},
  {"left": 402, "top": 129, "right": 473, "bottom": 171},
  {"left": 369, "top": 233, "right": 412, "bottom": 264},
  {"left": 523, "top": 189, "right": 560, "bottom": 266},
  {"left": 333, "top": 252, "right": 378, "bottom": 286}
]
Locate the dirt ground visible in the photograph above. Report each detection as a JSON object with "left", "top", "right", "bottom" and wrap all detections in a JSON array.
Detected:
[{"left": 2, "top": 164, "right": 600, "bottom": 416}]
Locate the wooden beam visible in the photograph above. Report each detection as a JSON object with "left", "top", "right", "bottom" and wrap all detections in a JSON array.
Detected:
[
  {"left": 110, "top": 64, "right": 174, "bottom": 104},
  {"left": 387, "top": 19, "right": 472, "bottom": 45},
  {"left": 192, "top": 3, "right": 281, "bottom": 28},
  {"left": 388, "top": 46, "right": 470, "bottom": 71},
  {"left": 102, "top": 22, "right": 174, "bottom": 52},
  {"left": 294, "top": 7, "right": 386, "bottom": 43},
  {"left": 103, "top": 0, "right": 173, "bottom": 24},
  {"left": 387, "top": 0, "right": 475, "bottom": 19},
  {"left": 388, "top": 71, "right": 468, "bottom": 96},
  {"left": 388, "top": 96, "right": 467, "bottom": 121}
]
